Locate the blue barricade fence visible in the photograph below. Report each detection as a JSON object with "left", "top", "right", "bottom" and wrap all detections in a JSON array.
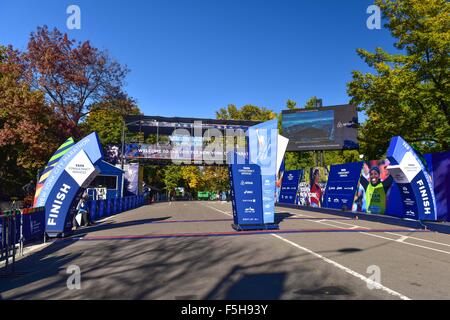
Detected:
[
  {"left": 1, "top": 207, "right": 45, "bottom": 252},
  {"left": 89, "top": 200, "right": 97, "bottom": 222},
  {"left": 106, "top": 199, "right": 111, "bottom": 216},
  {"left": 1, "top": 196, "right": 144, "bottom": 260},
  {"left": 98, "top": 200, "right": 105, "bottom": 219},
  {"left": 21, "top": 207, "right": 46, "bottom": 243},
  {"left": 86, "top": 196, "right": 144, "bottom": 222}
]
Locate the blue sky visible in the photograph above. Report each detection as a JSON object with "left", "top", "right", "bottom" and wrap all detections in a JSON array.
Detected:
[{"left": 0, "top": 0, "right": 396, "bottom": 119}]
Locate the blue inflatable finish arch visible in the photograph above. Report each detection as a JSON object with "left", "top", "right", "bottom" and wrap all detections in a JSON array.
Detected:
[
  {"left": 36, "top": 132, "right": 103, "bottom": 236},
  {"left": 386, "top": 136, "right": 437, "bottom": 220}
]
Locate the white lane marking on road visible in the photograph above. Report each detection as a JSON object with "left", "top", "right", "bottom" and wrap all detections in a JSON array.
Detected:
[
  {"left": 309, "top": 219, "right": 352, "bottom": 229},
  {"left": 315, "top": 218, "right": 370, "bottom": 229},
  {"left": 278, "top": 209, "right": 450, "bottom": 253},
  {"left": 207, "top": 203, "right": 450, "bottom": 254},
  {"left": 202, "top": 203, "right": 232, "bottom": 217},
  {"left": 306, "top": 218, "right": 450, "bottom": 254},
  {"left": 204, "top": 203, "right": 410, "bottom": 299},
  {"left": 397, "top": 236, "right": 409, "bottom": 243},
  {"left": 384, "top": 232, "right": 450, "bottom": 247},
  {"left": 96, "top": 215, "right": 115, "bottom": 223},
  {"left": 271, "top": 234, "right": 411, "bottom": 300},
  {"left": 360, "top": 232, "right": 450, "bottom": 255}
]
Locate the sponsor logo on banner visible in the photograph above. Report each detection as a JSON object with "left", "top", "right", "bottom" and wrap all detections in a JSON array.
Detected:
[
  {"left": 65, "top": 151, "right": 96, "bottom": 187},
  {"left": 244, "top": 207, "right": 255, "bottom": 213}
]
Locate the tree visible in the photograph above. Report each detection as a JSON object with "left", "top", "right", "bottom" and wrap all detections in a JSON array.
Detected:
[
  {"left": 143, "top": 165, "right": 165, "bottom": 191},
  {"left": 216, "top": 104, "right": 276, "bottom": 121},
  {"left": 347, "top": 0, "right": 449, "bottom": 159},
  {"left": 286, "top": 99, "right": 297, "bottom": 110},
  {"left": 0, "top": 46, "right": 63, "bottom": 198},
  {"left": 202, "top": 166, "right": 229, "bottom": 192},
  {"left": 22, "top": 26, "right": 129, "bottom": 138},
  {"left": 81, "top": 96, "right": 141, "bottom": 146},
  {"left": 180, "top": 166, "right": 203, "bottom": 193},
  {"left": 304, "top": 96, "right": 321, "bottom": 109},
  {"left": 163, "top": 165, "right": 183, "bottom": 196}
]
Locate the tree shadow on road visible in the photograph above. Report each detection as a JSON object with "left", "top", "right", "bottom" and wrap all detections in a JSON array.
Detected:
[{"left": 72, "top": 216, "right": 172, "bottom": 236}]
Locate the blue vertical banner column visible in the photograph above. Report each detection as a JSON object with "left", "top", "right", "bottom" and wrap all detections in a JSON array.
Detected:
[
  {"left": 248, "top": 119, "right": 278, "bottom": 224},
  {"left": 229, "top": 164, "right": 264, "bottom": 226},
  {"left": 279, "top": 170, "right": 303, "bottom": 204},
  {"left": 424, "top": 151, "right": 450, "bottom": 221}
]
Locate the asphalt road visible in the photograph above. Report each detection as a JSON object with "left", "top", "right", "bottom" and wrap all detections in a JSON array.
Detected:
[{"left": 0, "top": 201, "right": 449, "bottom": 300}]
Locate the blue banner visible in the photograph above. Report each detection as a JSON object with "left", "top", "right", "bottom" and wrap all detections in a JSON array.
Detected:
[
  {"left": 387, "top": 136, "right": 437, "bottom": 220},
  {"left": 229, "top": 164, "right": 264, "bottom": 225},
  {"left": 323, "top": 162, "right": 363, "bottom": 210},
  {"left": 22, "top": 210, "right": 45, "bottom": 242},
  {"left": 279, "top": 170, "right": 303, "bottom": 204},
  {"left": 425, "top": 151, "right": 450, "bottom": 221},
  {"left": 248, "top": 119, "right": 278, "bottom": 224}
]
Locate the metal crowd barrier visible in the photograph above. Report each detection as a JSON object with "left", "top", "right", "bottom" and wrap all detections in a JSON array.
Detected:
[
  {"left": 87, "top": 195, "right": 144, "bottom": 223},
  {"left": 0, "top": 196, "right": 144, "bottom": 272},
  {"left": 0, "top": 205, "right": 46, "bottom": 273},
  {"left": 0, "top": 209, "right": 19, "bottom": 272}
]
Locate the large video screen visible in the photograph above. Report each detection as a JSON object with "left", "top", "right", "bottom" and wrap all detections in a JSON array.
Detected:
[{"left": 282, "top": 104, "right": 359, "bottom": 151}]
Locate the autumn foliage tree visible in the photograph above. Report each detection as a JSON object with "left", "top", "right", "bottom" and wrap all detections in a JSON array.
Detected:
[
  {"left": 0, "top": 46, "right": 62, "bottom": 198},
  {"left": 22, "top": 26, "right": 129, "bottom": 138},
  {"left": 0, "top": 26, "right": 133, "bottom": 199}
]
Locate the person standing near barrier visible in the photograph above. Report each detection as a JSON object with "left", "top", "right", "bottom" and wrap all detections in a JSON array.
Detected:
[{"left": 74, "top": 194, "right": 90, "bottom": 229}]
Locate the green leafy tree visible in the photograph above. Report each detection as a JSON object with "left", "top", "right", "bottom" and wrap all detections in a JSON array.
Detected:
[
  {"left": 286, "top": 99, "right": 297, "bottom": 110},
  {"left": 180, "top": 166, "right": 203, "bottom": 193},
  {"left": 163, "top": 165, "right": 183, "bottom": 196},
  {"left": 143, "top": 165, "right": 165, "bottom": 191},
  {"left": 81, "top": 97, "right": 141, "bottom": 145},
  {"left": 202, "top": 166, "right": 229, "bottom": 192},
  {"left": 216, "top": 104, "right": 276, "bottom": 121},
  {"left": 347, "top": 0, "right": 449, "bottom": 159},
  {"left": 304, "top": 96, "right": 321, "bottom": 109}
]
